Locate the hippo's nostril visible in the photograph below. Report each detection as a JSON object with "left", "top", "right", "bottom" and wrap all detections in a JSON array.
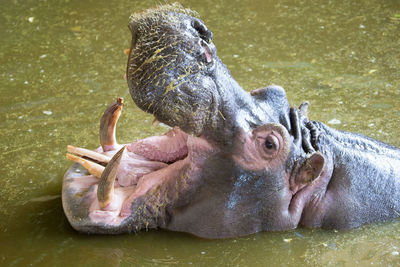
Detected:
[{"left": 192, "top": 19, "right": 213, "bottom": 42}]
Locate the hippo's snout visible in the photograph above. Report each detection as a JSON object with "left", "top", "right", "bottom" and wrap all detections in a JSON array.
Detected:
[{"left": 126, "top": 5, "right": 221, "bottom": 136}]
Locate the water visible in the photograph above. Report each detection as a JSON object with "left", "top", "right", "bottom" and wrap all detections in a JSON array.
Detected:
[{"left": 0, "top": 0, "right": 399, "bottom": 266}]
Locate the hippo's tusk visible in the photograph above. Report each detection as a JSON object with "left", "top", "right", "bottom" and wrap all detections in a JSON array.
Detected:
[
  {"left": 67, "top": 145, "right": 111, "bottom": 164},
  {"left": 97, "top": 146, "right": 125, "bottom": 210},
  {"left": 100, "top": 98, "right": 124, "bottom": 152},
  {"left": 66, "top": 153, "right": 105, "bottom": 178}
]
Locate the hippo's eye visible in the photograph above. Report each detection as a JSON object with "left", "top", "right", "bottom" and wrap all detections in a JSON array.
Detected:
[
  {"left": 265, "top": 140, "right": 274, "bottom": 150},
  {"left": 264, "top": 135, "right": 279, "bottom": 154}
]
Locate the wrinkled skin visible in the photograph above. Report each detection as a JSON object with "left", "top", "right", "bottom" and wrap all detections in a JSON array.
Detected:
[{"left": 63, "top": 4, "right": 400, "bottom": 238}]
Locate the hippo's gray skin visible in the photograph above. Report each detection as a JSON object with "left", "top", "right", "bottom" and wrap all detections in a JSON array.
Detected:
[
  {"left": 299, "top": 121, "right": 400, "bottom": 229},
  {"left": 63, "top": 4, "right": 400, "bottom": 238}
]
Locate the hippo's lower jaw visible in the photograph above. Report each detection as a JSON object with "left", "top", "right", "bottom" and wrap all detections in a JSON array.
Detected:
[{"left": 63, "top": 99, "right": 216, "bottom": 234}]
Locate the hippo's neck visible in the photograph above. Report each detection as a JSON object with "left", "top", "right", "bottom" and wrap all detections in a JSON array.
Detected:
[{"left": 309, "top": 121, "right": 400, "bottom": 228}]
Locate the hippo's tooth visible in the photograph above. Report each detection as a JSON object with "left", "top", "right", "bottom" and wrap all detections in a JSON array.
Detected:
[
  {"left": 100, "top": 97, "right": 124, "bottom": 152},
  {"left": 66, "top": 153, "right": 105, "bottom": 178},
  {"left": 67, "top": 145, "right": 111, "bottom": 164},
  {"left": 97, "top": 146, "right": 125, "bottom": 210}
]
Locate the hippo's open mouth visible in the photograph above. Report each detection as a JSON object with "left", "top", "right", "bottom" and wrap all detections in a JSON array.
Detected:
[{"left": 64, "top": 98, "right": 215, "bottom": 232}]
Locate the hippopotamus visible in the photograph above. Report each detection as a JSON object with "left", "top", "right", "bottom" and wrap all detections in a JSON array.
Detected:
[{"left": 63, "top": 4, "right": 400, "bottom": 238}]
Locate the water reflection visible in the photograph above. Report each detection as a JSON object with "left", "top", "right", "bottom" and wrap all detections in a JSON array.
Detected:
[{"left": 0, "top": 0, "right": 399, "bottom": 266}]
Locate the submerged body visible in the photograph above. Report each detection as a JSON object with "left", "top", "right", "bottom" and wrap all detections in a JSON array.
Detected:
[{"left": 63, "top": 4, "right": 399, "bottom": 238}]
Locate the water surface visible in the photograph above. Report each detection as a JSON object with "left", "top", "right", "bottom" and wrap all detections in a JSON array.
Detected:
[{"left": 0, "top": 0, "right": 399, "bottom": 266}]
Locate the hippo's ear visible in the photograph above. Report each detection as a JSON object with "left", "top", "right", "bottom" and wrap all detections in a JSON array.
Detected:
[{"left": 295, "top": 152, "right": 325, "bottom": 185}]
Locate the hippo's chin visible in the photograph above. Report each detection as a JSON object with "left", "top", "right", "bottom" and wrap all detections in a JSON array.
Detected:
[{"left": 63, "top": 127, "right": 214, "bottom": 234}]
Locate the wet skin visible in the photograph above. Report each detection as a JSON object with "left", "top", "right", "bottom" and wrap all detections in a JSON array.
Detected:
[{"left": 63, "top": 4, "right": 400, "bottom": 238}]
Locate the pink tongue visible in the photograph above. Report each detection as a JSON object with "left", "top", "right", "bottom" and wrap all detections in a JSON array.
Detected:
[{"left": 128, "top": 128, "right": 188, "bottom": 163}]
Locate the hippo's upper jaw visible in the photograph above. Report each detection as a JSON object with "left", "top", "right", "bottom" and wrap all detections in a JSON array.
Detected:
[
  {"left": 126, "top": 4, "right": 218, "bottom": 136},
  {"left": 126, "top": 3, "right": 291, "bottom": 141}
]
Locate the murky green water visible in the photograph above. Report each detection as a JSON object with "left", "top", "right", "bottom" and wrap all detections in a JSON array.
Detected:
[{"left": 1, "top": 0, "right": 399, "bottom": 266}]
